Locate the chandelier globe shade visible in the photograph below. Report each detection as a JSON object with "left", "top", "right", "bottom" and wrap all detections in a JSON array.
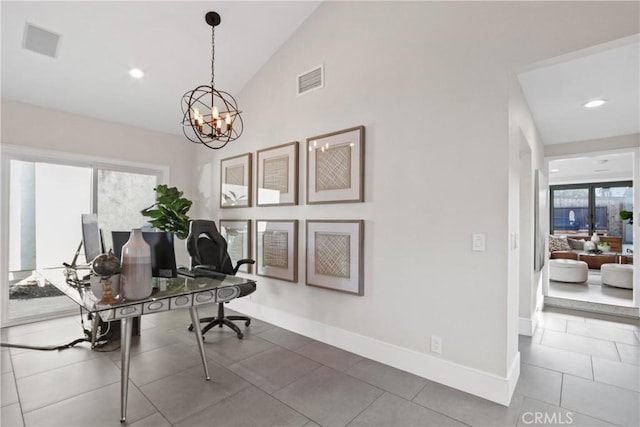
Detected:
[{"left": 181, "top": 11, "right": 243, "bottom": 149}]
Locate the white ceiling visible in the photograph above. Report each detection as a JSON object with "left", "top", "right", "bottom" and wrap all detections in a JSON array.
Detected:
[
  {"left": 1, "top": 1, "right": 321, "bottom": 136},
  {"left": 518, "top": 37, "right": 639, "bottom": 145},
  {"left": 519, "top": 36, "right": 639, "bottom": 185},
  {"left": 548, "top": 152, "right": 634, "bottom": 185},
  {"left": 1, "top": 1, "right": 638, "bottom": 158}
]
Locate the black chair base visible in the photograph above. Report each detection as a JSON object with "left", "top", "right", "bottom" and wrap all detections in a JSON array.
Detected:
[{"left": 188, "top": 302, "right": 251, "bottom": 339}]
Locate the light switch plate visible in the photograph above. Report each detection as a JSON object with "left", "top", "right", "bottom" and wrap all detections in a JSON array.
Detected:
[{"left": 472, "top": 233, "right": 486, "bottom": 251}]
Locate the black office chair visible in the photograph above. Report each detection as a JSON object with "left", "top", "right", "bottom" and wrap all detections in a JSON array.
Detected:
[{"left": 186, "top": 219, "right": 256, "bottom": 339}]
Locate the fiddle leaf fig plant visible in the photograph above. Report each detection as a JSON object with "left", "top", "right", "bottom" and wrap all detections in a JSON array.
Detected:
[{"left": 140, "top": 184, "right": 193, "bottom": 239}]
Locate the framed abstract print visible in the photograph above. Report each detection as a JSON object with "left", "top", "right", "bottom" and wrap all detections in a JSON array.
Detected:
[
  {"left": 256, "top": 219, "right": 298, "bottom": 282},
  {"left": 220, "top": 153, "right": 252, "bottom": 208},
  {"left": 256, "top": 141, "right": 299, "bottom": 206},
  {"left": 219, "top": 219, "right": 252, "bottom": 274},
  {"left": 306, "top": 126, "right": 364, "bottom": 204},
  {"left": 306, "top": 220, "right": 364, "bottom": 295}
]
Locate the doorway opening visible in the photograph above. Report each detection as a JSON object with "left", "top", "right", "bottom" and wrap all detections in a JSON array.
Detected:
[{"left": 546, "top": 151, "right": 635, "bottom": 313}]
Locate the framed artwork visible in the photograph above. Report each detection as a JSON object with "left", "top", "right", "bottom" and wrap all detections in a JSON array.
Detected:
[
  {"left": 256, "top": 141, "right": 299, "bottom": 206},
  {"left": 256, "top": 220, "right": 298, "bottom": 282},
  {"left": 220, "top": 153, "right": 252, "bottom": 208},
  {"left": 306, "top": 220, "right": 364, "bottom": 295},
  {"left": 306, "top": 126, "right": 364, "bottom": 204},
  {"left": 219, "top": 220, "right": 252, "bottom": 274}
]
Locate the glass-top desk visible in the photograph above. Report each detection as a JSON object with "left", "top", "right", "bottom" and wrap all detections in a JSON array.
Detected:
[{"left": 36, "top": 268, "right": 257, "bottom": 422}]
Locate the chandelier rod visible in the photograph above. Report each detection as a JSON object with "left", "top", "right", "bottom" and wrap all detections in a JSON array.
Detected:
[{"left": 210, "top": 21, "right": 215, "bottom": 88}]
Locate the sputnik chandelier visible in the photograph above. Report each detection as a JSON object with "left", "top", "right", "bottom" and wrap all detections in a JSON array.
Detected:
[{"left": 181, "top": 11, "right": 243, "bottom": 149}]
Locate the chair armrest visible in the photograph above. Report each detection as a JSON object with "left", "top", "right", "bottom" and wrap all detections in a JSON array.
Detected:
[{"left": 232, "top": 259, "right": 256, "bottom": 275}]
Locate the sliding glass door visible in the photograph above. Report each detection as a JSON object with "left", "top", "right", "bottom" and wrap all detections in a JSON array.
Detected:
[
  {"left": 2, "top": 151, "right": 163, "bottom": 325},
  {"left": 8, "top": 161, "right": 91, "bottom": 320}
]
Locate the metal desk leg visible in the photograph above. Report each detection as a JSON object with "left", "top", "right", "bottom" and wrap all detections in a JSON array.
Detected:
[
  {"left": 90, "top": 314, "right": 100, "bottom": 349},
  {"left": 120, "top": 317, "right": 133, "bottom": 423},
  {"left": 189, "top": 306, "right": 211, "bottom": 380}
]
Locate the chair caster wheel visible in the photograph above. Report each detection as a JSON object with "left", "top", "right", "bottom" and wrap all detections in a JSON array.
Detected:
[
  {"left": 237, "top": 333, "right": 244, "bottom": 339},
  {"left": 245, "top": 320, "right": 251, "bottom": 327},
  {"left": 188, "top": 325, "right": 194, "bottom": 332}
]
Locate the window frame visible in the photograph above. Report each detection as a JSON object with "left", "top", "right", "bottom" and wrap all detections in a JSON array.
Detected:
[
  {"left": 1, "top": 144, "right": 169, "bottom": 326},
  {"left": 549, "top": 180, "right": 633, "bottom": 236}
]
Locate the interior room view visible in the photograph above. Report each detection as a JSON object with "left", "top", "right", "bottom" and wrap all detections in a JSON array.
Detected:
[
  {"left": 1, "top": 2, "right": 639, "bottom": 427},
  {"left": 546, "top": 153, "right": 635, "bottom": 312}
]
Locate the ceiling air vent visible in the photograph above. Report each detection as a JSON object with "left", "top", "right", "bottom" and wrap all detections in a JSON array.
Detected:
[
  {"left": 297, "top": 65, "right": 324, "bottom": 96},
  {"left": 23, "top": 23, "right": 60, "bottom": 58}
]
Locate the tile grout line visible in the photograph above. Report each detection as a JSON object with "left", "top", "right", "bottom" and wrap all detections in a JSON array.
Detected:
[
  {"left": 409, "top": 394, "right": 473, "bottom": 427},
  {"left": 613, "top": 341, "right": 623, "bottom": 363}
]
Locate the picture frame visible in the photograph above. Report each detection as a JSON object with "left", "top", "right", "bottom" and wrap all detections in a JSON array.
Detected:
[
  {"left": 256, "top": 141, "right": 299, "bottom": 206},
  {"left": 256, "top": 220, "right": 298, "bottom": 282},
  {"left": 220, "top": 153, "right": 252, "bottom": 208},
  {"left": 306, "top": 220, "right": 364, "bottom": 295},
  {"left": 219, "top": 220, "right": 252, "bottom": 274},
  {"left": 306, "top": 126, "right": 364, "bottom": 204}
]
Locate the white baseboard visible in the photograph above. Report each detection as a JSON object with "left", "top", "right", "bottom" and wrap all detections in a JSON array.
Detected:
[
  {"left": 519, "top": 317, "right": 534, "bottom": 336},
  {"left": 228, "top": 298, "right": 519, "bottom": 406}
]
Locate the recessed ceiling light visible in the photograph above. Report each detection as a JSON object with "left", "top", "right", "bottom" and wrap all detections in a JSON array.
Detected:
[
  {"left": 583, "top": 99, "right": 606, "bottom": 108},
  {"left": 129, "top": 68, "right": 144, "bottom": 79}
]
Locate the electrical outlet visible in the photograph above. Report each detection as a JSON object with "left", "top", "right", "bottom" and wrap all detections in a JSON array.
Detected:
[{"left": 431, "top": 335, "right": 442, "bottom": 354}]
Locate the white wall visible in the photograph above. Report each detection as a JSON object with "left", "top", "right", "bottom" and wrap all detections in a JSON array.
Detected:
[
  {"left": 192, "top": 1, "right": 640, "bottom": 404},
  {"left": 510, "top": 77, "right": 547, "bottom": 338}
]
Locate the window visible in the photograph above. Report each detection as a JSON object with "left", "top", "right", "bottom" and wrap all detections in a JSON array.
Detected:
[
  {"left": 1, "top": 147, "right": 166, "bottom": 324},
  {"left": 550, "top": 181, "right": 633, "bottom": 245}
]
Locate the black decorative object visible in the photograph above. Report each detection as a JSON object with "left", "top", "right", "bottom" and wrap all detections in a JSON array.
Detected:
[{"left": 181, "top": 11, "right": 243, "bottom": 149}]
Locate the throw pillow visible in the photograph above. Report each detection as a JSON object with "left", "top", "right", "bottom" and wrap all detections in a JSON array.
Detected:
[
  {"left": 567, "top": 238, "right": 585, "bottom": 250},
  {"left": 549, "top": 235, "right": 571, "bottom": 252}
]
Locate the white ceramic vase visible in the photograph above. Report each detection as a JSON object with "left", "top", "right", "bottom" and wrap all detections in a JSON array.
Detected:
[
  {"left": 591, "top": 232, "right": 600, "bottom": 244},
  {"left": 120, "top": 228, "right": 152, "bottom": 300}
]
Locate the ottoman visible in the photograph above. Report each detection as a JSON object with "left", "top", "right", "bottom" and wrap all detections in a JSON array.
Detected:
[
  {"left": 549, "top": 259, "right": 588, "bottom": 283},
  {"left": 601, "top": 263, "right": 633, "bottom": 289}
]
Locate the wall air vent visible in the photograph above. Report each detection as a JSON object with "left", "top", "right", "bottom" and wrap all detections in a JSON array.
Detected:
[
  {"left": 23, "top": 23, "right": 60, "bottom": 58},
  {"left": 297, "top": 65, "right": 324, "bottom": 96}
]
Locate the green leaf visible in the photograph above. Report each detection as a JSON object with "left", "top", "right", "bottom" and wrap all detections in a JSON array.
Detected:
[{"left": 140, "top": 184, "right": 193, "bottom": 238}]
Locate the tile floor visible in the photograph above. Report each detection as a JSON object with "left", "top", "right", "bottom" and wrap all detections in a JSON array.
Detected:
[{"left": 1, "top": 306, "right": 639, "bottom": 426}]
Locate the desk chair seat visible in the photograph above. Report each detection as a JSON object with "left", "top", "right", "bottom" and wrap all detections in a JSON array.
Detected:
[{"left": 186, "top": 220, "right": 255, "bottom": 339}]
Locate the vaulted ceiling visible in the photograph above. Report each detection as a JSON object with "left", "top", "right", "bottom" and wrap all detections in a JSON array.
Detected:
[{"left": 2, "top": 1, "right": 638, "bottom": 156}]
